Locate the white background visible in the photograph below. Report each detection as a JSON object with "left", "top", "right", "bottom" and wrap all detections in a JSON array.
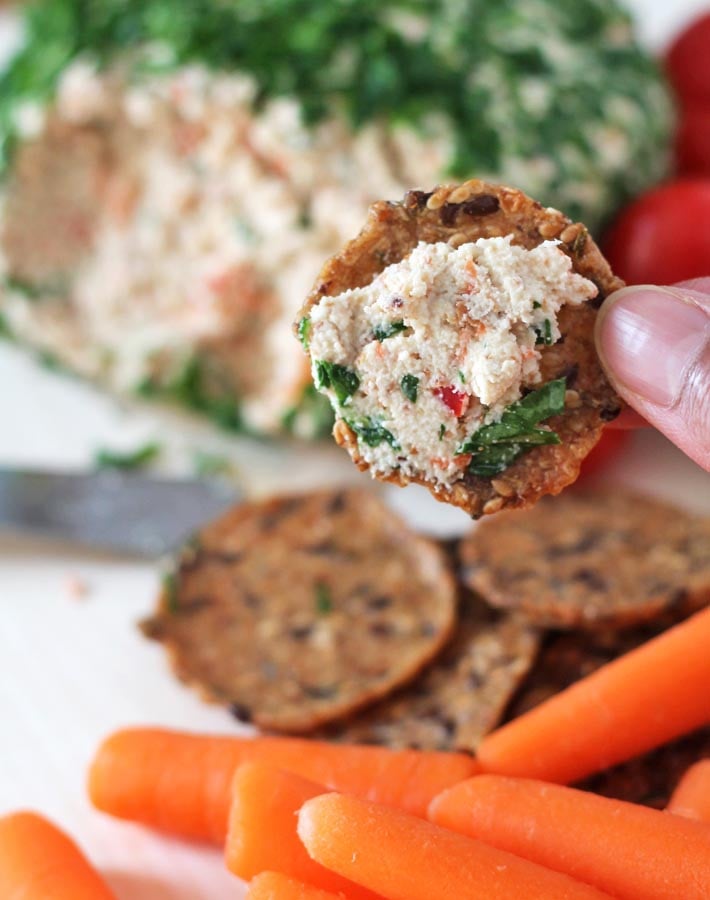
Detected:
[{"left": 1, "top": 2, "right": 709, "bottom": 898}]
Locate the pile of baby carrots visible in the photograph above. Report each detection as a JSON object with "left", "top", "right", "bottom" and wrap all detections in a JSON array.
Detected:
[{"left": 3, "top": 606, "right": 710, "bottom": 899}]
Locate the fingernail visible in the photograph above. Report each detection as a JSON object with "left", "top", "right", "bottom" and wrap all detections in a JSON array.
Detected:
[{"left": 597, "top": 286, "right": 708, "bottom": 407}]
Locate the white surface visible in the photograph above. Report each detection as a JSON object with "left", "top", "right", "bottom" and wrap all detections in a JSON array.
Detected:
[{"left": 1, "top": 3, "right": 709, "bottom": 898}]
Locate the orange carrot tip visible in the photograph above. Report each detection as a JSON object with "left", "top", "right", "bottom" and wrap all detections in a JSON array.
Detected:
[
  {"left": 478, "top": 606, "right": 710, "bottom": 784},
  {"left": 226, "top": 763, "right": 380, "bottom": 900},
  {"left": 297, "top": 792, "right": 613, "bottom": 900},
  {"left": 429, "top": 773, "right": 710, "bottom": 900},
  {"left": 667, "top": 758, "right": 710, "bottom": 823},
  {"left": 247, "top": 872, "right": 353, "bottom": 900},
  {"left": 88, "top": 727, "right": 477, "bottom": 843},
  {"left": 0, "top": 811, "right": 115, "bottom": 900}
]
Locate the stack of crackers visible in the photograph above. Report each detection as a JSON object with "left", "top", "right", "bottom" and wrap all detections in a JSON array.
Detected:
[{"left": 143, "top": 486, "right": 710, "bottom": 808}]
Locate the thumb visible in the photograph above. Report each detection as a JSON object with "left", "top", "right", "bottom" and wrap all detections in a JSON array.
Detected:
[{"left": 595, "top": 282, "right": 710, "bottom": 471}]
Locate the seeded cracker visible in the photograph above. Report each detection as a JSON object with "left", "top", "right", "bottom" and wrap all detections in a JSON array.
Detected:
[
  {"left": 141, "top": 489, "right": 456, "bottom": 732},
  {"left": 297, "top": 180, "right": 623, "bottom": 518},
  {"left": 460, "top": 491, "right": 710, "bottom": 630},
  {"left": 318, "top": 590, "right": 540, "bottom": 752}
]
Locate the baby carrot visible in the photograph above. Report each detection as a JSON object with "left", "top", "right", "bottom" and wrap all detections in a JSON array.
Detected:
[
  {"left": 297, "top": 793, "right": 614, "bottom": 900},
  {"left": 667, "top": 759, "right": 710, "bottom": 823},
  {"left": 478, "top": 606, "right": 710, "bottom": 783},
  {"left": 247, "top": 872, "right": 352, "bottom": 900},
  {"left": 88, "top": 728, "right": 478, "bottom": 842},
  {"left": 429, "top": 774, "right": 710, "bottom": 900},
  {"left": 226, "top": 763, "right": 380, "bottom": 900},
  {"left": 0, "top": 811, "right": 115, "bottom": 899}
]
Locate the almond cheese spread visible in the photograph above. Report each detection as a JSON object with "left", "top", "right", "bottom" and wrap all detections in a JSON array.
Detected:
[{"left": 306, "top": 236, "right": 598, "bottom": 486}]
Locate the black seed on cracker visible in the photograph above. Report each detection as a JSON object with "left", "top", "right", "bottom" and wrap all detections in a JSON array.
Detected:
[
  {"left": 317, "top": 590, "right": 540, "bottom": 752},
  {"left": 460, "top": 490, "right": 710, "bottom": 630},
  {"left": 140, "top": 489, "right": 457, "bottom": 733}
]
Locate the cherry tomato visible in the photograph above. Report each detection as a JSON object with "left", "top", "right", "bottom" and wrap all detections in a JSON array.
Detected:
[
  {"left": 601, "top": 179, "right": 710, "bottom": 284},
  {"left": 676, "top": 101, "right": 710, "bottom": 175},
  {"left": 433, "top": 386, "right": 468, "bottom": 417},
  {"left": 666, "top": 13, "right": 710, "bottom": 101},
  {"left": 577, "top": 429, "right": 630, "bottom": 481}
]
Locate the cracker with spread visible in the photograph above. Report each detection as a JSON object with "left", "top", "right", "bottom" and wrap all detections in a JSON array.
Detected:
[{"left": 297, "top": 180, "right": 622, "bottom": 517}]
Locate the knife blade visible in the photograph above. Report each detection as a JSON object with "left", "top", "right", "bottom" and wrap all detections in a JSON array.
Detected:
[{"left": 0, "top": 467, "right": 240, "bottom": 556}]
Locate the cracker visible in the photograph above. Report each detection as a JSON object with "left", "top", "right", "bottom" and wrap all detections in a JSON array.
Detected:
[
  {"left": 460, "top": 490, "right": 710, "bottom": 629},
  {"left": 504, "top": 625, "right": 667, "bottom": 721},
  {"left": 299, "top": 180, "right": 623, "bottom": 518},
  {"left": 318, "top": 590, "right": 540, "bottom": 751},
  {"left": 141, "top": 489, "right": 457, "bottom": 732},
  {"left": 578, "top": 728, "right": 710, "bottom": 809}
]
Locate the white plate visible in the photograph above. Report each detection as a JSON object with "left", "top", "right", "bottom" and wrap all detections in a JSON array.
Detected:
[{"left": 1, "top": 3, "right": 709, "bottom": 897}]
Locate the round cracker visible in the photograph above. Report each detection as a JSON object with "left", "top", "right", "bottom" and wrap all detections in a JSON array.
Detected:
[
  {"left": 141, "top": 489, "right": 456, "bottom": 732},
  {"left": 318, "top": 589, "right": 540, "bottom": 752},
  {"left": 460, "top": 490, "right": 710, "bottom": 629},
  {"left": 299, "top": 180, "right": 623, "bottom": 518}
]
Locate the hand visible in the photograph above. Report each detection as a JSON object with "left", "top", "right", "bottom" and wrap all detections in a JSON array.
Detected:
[{"left": 595, "top": 279, "right": 710, "bottom": 471}]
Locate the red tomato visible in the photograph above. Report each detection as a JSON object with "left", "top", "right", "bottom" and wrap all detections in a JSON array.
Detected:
[
  {"left": 676, "top": 101, "right": 710, "bottom": 175},
  {"left": 433, "top": 386, "right": 468, "bottom": 417},
  {"left": 577, "top": 429, "right": 630, "bottom": 481},
  {"left": 601, "top": 179, "right": 710, "bottom": 284},
  {"left": 666, "top": 13, "right": 710, "bottom": 101}
]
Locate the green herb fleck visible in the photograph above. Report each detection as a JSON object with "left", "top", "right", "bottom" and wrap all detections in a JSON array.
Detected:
[
  {"left": 191, "top": 450, "right": 233, "bottom": 478},
  {"left": 457, "top": 378, "right": 566, "bottom": 477},
  {"left": 535, "top": 319, "right": 553, "bottom": 346},
  {"left": 400, "top": 374, "right": 419, "bottom": 403},
  {"left": 345, "top": 417, "right": 399, "bottom": 449},
  {"left": 4, "top": 274, "right": 48, "bottom": 300},
  {"left": 94, "top": 441, "right": 161, "bottom": 471},
  {"left": 373, "top": 320, "right": 407, "bottom": 341},
  {"left": 297, "top": 316, "right": 311, "bottom": 349},
  {"left": 315, "top": 360, "right": 360, "bottom": 406},
  {"left": 135, "top": 355, "right": 251, "bottom": 435},
  {"left": 458, "top": 369, "right": 466, "bottom": 384},
  {"left": 281, "top": 383, "right": 334, "bottom": 438},
  {"left": 233, "top": 217, "right": 257, "bottom": 243},
  {"left": 533, "top": 301, "right": 542, "bottom": 309},
  {"left": 439, "top": 423, "right": 446, "bottom": 441},
  {"left": 162, "top": 571, "right": 179, "bottom": 614},
  {"left": 315, "top": 582, "right": 333, "bottom": 615}
]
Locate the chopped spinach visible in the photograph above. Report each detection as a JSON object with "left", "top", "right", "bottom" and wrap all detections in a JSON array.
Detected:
[
  {"left": 345, "top": 416, "right": 399, "bottom": 449},
  {"left": 458, "top": 378, "right": 566, "bottom": 477},
  {"left": 373, "top": 320, "right": 407, "bottom": 341},
  {"left": 315, "top": 582, "right": 333, "bottom": 615},
  {"left": 534, "top": 318, "right": 553, "bottom": 346},
  {"left": 135, "top": 354, "right": 251, "bottom": 435},
  {"left": 3, "top": 273, "right": 65, "bottom": 300},
  {"left": 400, "top": 373, "right": 419, "bottom": 403},
  {"left": 281, "top": 382, "right": 334, "bottom": 438},
  {"left": 93, "top": 441, "right": 161, "bottom": 471},
  {"left": 297, "top": 316, "right": 311, "bottom": 349},
  {"left": 191, "top": 450, "right": 233, "bottom": 478},
  {"left": 0, "top": 0, "right": 673, "bottom": 231},
  {"left": 314, "top": 360, "right": 360, "bottom": 406}
]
